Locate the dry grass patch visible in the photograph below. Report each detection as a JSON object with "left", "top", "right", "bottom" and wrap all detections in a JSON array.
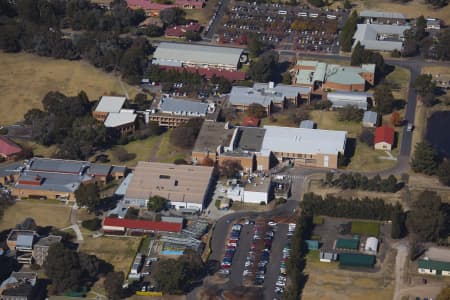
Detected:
[
  {"left": 185, "top": 0, "right": 219, "bottom": 25},
  {"left": 354, "top": 0, "right": 450, "bottom": 20},
  {"left": 79, "top": 236, "right": 141, "bottom": 274},
  {"left": 0, "top": 52, "right": 139, "bottom": 125},
  {"left": 0, "top": 201, "right": 71, "bottom": 230}
]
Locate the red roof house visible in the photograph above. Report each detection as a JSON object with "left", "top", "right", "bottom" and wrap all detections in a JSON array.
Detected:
[
  {"left": 242, "top": 116, "right": 260, "bottom": 127},
  {"left": 102, "top": 217, "right": 183, "bottom": 234},
  {"left": 0, "top": 136, "right": 22, "bottom": 159},
  {"left": 165, "top": 22, "right": 202, "bottom": 38},
  {"left": 374, "top": 125, "right": 395, "bottom": 151}
]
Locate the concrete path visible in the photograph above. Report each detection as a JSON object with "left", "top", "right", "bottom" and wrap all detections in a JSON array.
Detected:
[
  {"left": 61, "top": 204, "right": 84, "bottom": 241},
  {"left": 393, "top": 242, "right": 408, "bottom": 300}
]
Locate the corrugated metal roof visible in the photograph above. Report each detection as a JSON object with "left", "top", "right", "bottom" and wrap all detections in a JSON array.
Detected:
[
  {"left": 153, "top": 42, "right": 244, "bottom": 68},
  {"left": 360, "top": 10, "right": 406, "bottom": 19},
  {"left": 418, "top": 259, "right": 450, "bottom": 271},
  {"left": 95, "top": 96, "right": 126, "bottom": 113},
  {"left": 103, "top": 217, "right": 182, "bottom": 233},
  {"left": 336, "top": 238, "right": 359, "bottom": 250},
  {"left": 353, "top": 24, "right": 410, "bottom": 51},
  {"left": 363, "top": 111, "right": 378, "bottom": 124},
  {"left": 16, "top": 235, "right": 34, "bottom": 248},
  {"left": 262, "top": 126, "right": 347, "bottom": 155},
  {"left": 159, "top": 97, "right": 208, "bottom": 115},
  {"left": 339, "top": 253, "right": 376, "bottom": 267}
]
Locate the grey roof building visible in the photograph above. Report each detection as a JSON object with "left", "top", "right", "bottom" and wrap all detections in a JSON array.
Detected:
[
  {"left": 360, "top": 10, "right": 406, "bottom": 22},
  {"left": 0, "top": 272, "right": 37, "bottom": 300},
  {"left": 95, "top": 96, "right": 127, "bottom": 114},
  {"left": 33, "top": 235, "right": 62, "bottom": 265},
  {"left": 362, "top": 111, "right": 378, "bottom": 127},
  {"left": 352, "top": 24, "right": 411, "bottom": 51},
  {"left": 300, "top": 120, "right": 315, "bottom": 129},
  {"left": 159, "top": 97, "right": 209, "bottom": 116},
  {"left": 327, "top": 91, "right": 371, "bottom": 110},
  {"left": 229, "top": 86, "right": 284, "bottom": 107},
  {"left": 152, "top": 42, "right": 244, "bottom": 71}
]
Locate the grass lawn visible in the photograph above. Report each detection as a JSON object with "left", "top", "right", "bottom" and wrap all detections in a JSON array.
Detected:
[
  {"left": 354, "top": 0, "right": 450, "bottom": 20},
  {"left": 351, "top": 221, "right": 380, "bottom": 236},
  {"left": 347, "top": 142, "right": 396, "bottom": 172},
  {"left": 185, "top": 0, "right": 219, "bottom": 25},
  {"left": 99, "top": 135, "right": 161, "bottom": 166},
  {"left": 0, "top": 52, "right": 139, "bottom": 125},
  {"left": 79, "top": 236, "right": 141, "bottom": 275},
  {"left": 385, "top": 66, "right": 410, "bottom": 101},
  {"left": 153, "top": 130, "right": 190, "bottom": 163},
  {"left": 0, "top": 201, "right": 71, "bottom": 230},
  {"left": 309, "top": 110, "right": 362, "bottom": 137}
]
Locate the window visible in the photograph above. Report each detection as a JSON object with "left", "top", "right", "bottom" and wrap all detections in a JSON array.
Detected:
[{"left": 159, "top": 175, "right": 170, "bottom": 179}]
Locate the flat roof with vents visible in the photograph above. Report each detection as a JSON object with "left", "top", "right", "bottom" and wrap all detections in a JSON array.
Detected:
[
  {"left": 125, "top": 162, "right": 214, "bottom": 205},
  {"left": 261, "top": 126, "right": 347, "bottom": 156}
]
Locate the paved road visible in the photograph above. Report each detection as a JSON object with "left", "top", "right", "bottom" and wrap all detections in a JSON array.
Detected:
[
  {"left": 229, "top": 224, "right": 254, "bottom": 285},
  {"left": 203, "top": 0, "right": 230, "bottom": 40},
  {"left": 263, "top": 224, "right": 289, "bottom": 300}
]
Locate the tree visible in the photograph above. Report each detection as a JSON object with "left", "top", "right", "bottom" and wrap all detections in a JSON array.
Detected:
[
  {"left": 391, "top": 203, "right": 406, "bottom": 239},
  {"left": 248, "top": 51, "right": 279, "bottom": 82},
  {"left": 81, "top": 218, "right": 102, "bottom": 231},
  {"left": 374, "top": 84, "right": 395, "bottom": 114},
  {"left": 247, "top": 33, "right": 265, "bottom": 58},
  {"left": 406, "top": 190, "right": 446, "bottom": 241},
  {"left": 246, "top": 103, "right": 267, "bottom": 118},
  {"left": 414, "top": 74, "right": 436, "bottom": 97},
  {"left": 45, "top": 243, "right": 82, "bottom": 294},
  {"left": 159, "top": 7, "right": 185, "bottom": 26},
  {"left": 415, "top": 16, "right": 427, "bottom": 41},
  {"left": 75, "top": 183, "right": 100, "bottom": 212},
  {"left": 433, "top": 28, "right": 450, "bottom": 61},
  {"left": 147, "top": 196, "right": 167, "bottom": 212},
  {"left": 425, "top": 0, "right": 449, "bottom": 7},
  {"left": 391, "top": 111, "right": 401, "bottom": 126},
  {"left": 220, "top": 160, "right": 243, "bottom": 178},
  {"left": 358, "top": 128, "right": 374, "bottom": 147},
  {"left": 411, "top": 141, "right": 438, "bottom": 175},
  {"left": 104, "top": 272, "right": 125, "bottom": 300},
  {"left": 282, "top": 72, "right": 292, "bottom": 85},
  {"left": 438, "top": 160, "right": 450, "bottom": 186},
  {"left": 308, "top": 0, "right": 324, "bottom": 7},
  {"left": 288, "top": 109, "right": 310, "bottom": 125},
  {"left": 343, "top": 0, "right": 352, "bottom": 9},
  {"left": 339, "top": 11, "right": 358, "bottom": 52},
  {"left": 170, "top": 118, "right": 204, "bottom": 148}
]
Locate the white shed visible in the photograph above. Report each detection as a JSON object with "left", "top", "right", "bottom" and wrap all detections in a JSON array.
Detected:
[
  {"left": 365, "top": 237, "right": 379, "bottom": 253},
  {"left": 243, "top": 178, "right": 272, "bottom": 204}
]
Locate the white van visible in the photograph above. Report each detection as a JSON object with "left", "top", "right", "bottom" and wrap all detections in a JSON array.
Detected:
[
  {"left": 278, "top": 10, "right": 287, "bottom": 15},
  {"left": 326, "top": 14, "right": 337, "bottom": 19}
]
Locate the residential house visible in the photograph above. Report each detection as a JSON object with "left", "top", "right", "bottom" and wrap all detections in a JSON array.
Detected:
[
  {"left": 0, "top": 272, "right": 38, "bottom": 300},
  {"left": 148, "top": 97, "right": 211, "bottom": 128},
  {"left": 362, "top": 111, "right": 378, "bottom": 127},
  {"left": 418, "top": 259, "right": 450, "bottom": 276},
  {"left": 32, "top": 235, "right": 62, "bottom": 266},
  {"left": 374, "top": 125, "right": 395, "bottom": 151},
  {"left": 0, "top": 137, "right": 22, "bottom": 160},
  {"left": 294, "top": 60, "right": 375, "bottom": 92},
  {"left": 123, "top": 162, "right": 215, "bottom": 210}
]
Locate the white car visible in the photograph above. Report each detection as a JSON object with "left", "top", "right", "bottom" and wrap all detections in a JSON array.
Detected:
[
  {"left": 267, "top": 221, "right": 278, "bottom": 227},
  {"left": 276, "top": 281, "right": 286, "bottom": 287}
]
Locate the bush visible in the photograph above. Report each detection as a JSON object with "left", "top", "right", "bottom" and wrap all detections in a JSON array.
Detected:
[
  {"left": 215, "top": 199, "right": 221, "bottom": 209},
  {"left": 337, "top": 105, "right": 363, "bottom": 122},
  {"left": 81, "top": 218, "right": 102, "bottom": 231},
  {"left": 359, "top": 128, "right": 374, "bottom": 147},
  {"left": 112, "top": 147, "right": 136, "bottom": 162},
  {"left": 260, "top": 201, "right": 266, "bottom": 205}
]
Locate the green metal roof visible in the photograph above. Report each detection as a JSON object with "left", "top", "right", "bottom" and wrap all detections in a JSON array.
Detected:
[
  {"left": 336, "top": 238, "right": 359, "bottom": 250},
  {"left": 306, "top": 240, "right": 319, "bottom": 250},
  {"left": 339, "top": 253, "right": 375, "bottom": 267},
  {"left": 418, "top": 259, "right": 450, "bottom": 271}
]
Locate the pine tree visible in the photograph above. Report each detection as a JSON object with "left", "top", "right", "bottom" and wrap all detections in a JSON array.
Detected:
[{"left": 411, "top": 141, "right": 438, "bottom": 175}]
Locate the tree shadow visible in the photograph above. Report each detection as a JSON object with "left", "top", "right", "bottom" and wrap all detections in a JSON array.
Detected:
[
  {"left": 393, "top": 99, "right": 406, "bottom": 110},
  {"left": 341, "top": 138, "right": 356, "bottom": 166}
]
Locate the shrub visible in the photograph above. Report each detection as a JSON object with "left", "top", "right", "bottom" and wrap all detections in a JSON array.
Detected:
[{"left": 81, "top": 218, "right": 102, "bottom": 231}]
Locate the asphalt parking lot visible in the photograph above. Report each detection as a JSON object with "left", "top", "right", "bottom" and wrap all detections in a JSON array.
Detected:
[{"left": 229, "top": 223, "right": 254, "bottom": 285}]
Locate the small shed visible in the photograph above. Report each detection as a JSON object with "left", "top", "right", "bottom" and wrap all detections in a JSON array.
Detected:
[
  {"left": 305, "top": 240, "right": 319, "bottom": 250},
  {"left": 362, "top": 111, "right": 378, "bottom": 127},
  {"left": 374, "top": 125, "right": 395, "bottom": 151},
  {"left": 339, "top": 253, "right": 376, "bottom": 268},
  {"left": 335, "top": 238, "right": 359, "bottom": 251},
  {"left": 300, "top": 120, "right": 315, "bottom": 129},
  {"left": 365, "top": 237, "right": 379, "bottom": 253},
  {"left": 320, "top": 250, "right": 338, "bottom": 262}
]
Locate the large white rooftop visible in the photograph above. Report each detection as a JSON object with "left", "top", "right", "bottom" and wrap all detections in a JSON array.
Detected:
[
  {"left": 104, "top": 111, "right": 137, "bottom": 128},
  {"left": 153, "top": 42, "right": 244, "bottom": 68},
  {"left": 353, "top": 24, "right": 411, "bottom": 51},
  {"left": 95, "top": 96, "right": 126, "bottom": 113},
  {"left": 261, "top": 126, "right": 347, "bottom": 155}
]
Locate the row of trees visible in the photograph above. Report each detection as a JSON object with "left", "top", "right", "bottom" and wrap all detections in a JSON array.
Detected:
[
  {"left": 414, "top": 74, "right": 437, "bottom": 107},
  {"left": 323, "top": 172, "right": 400, "bottom": 192},
  {"left": 300, "top": 193, "right": 398, "bottom": 220},
  {"left": 153, "top": 250, "right": 205, "bottom": 294},
  {"left": 0, "top": 193, "right": 14, "bottom": 222},
  {"left": 339, "top": 11, "right": 358, "bottom": 52},
  {"left": 411, "top": 141, "right": 450, "bottom": 186},
  {"left": 170, "top": 117, "right": 204, "bottom": 149},
  {"left": 283, "top": 213, "right": 312, "bottom": 300}
]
